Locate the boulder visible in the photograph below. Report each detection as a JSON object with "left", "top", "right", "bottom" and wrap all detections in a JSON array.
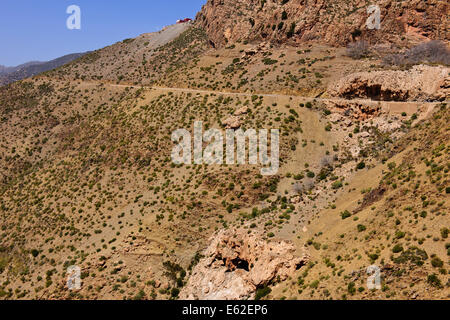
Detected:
[{"left": 222, "top": 115, "right": 241, "bottom": 129}]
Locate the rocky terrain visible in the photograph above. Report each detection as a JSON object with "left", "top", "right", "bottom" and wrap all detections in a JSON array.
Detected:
[
  {"left": 196, "top": 0, "right": 448, "bottom": 48},
  {"left": 328, "top": 65, "right": 449, "bottom": 102},
  {"left": 181, "top": 228, "right": 308, "bottom": 299},
  {"left": 0, "top": 2, "right": 448, "bottom": 301}
]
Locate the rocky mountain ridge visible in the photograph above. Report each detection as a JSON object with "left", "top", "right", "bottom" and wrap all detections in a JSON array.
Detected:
[
  {"left": 196, "top": 0, "right": 448, "bottom": 48},
  {"left": 0, "top": 52, "right": 86, "bottom": 86}
]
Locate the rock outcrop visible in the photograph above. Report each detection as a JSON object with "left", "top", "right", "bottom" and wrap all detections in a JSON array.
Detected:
[
  {"left": 221, "top": 115, "right": 242, "bottom": 129},
  {"left": 325, "top": 101, "right": 382, "bottom": 120},
  {"left": 180, "top": 228, "right": 308, "bottom": 300},
  {"left": 195, "top": 0, "right": 448, "bottom": 48},
  {"left": 327, "top": 65, "right": 449, "bottom": 102}
]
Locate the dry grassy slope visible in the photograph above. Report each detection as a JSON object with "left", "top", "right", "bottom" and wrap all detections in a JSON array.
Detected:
[
  {"left": 269, "top": 105, "right": 449, "bottom": 300},
  {"left": 46, "top": 23, "right": 208, "bottom": 86},
  {"left": 156, "top": 42, "right": 379, "bottom": 96},
  {"left": 44, "top": 24, "right": 434, "bottom": 99},
  {"left": 1, "top": 73, "right": 340, "bottom": 299},
  {"left": 0, "top": 21, "right": 447, "bottom": 300},
  {"left": 45, "top": 24, "right": 398, "bottom": 98}
]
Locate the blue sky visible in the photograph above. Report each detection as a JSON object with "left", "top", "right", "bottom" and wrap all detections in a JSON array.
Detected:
[{"left": 0, "top": 0, "right": 206, "bottom": 66}]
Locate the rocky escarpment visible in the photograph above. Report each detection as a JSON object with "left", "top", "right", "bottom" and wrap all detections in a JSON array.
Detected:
[
  {"left": 180, "top": 228, "right": 309, "bottom": 300},
  {"left": 195, "top": 0, "right": 448, "bottom": 48},
  {"left": 327, "top": 65, "right": 449, "bottom": 102}
]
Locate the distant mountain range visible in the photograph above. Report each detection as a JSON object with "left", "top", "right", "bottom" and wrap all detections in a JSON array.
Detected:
[{"left": 0, "top": 52, "right": 87, "bottom": 86}]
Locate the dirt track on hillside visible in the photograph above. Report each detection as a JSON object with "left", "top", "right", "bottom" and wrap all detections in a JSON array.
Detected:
[{"left": 108, "top": 83, "right": 445, "bottom": 107}]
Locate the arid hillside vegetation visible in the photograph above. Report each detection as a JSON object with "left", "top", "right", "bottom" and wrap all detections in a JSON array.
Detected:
[{"left": 0, "top": 2, "right": 448, "bottom": 300}]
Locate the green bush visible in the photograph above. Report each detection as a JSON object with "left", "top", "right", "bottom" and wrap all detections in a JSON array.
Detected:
[
  {"left": 356, "top": 161, "right": 366, "bottom": 170},
  {"left": 255, "top": 286, "right": 271, "bottom": 300},
  {"left": 347, "top": 282, "right": 356, "bottom": 295},
  {"left": 262, "top": 58, "right": 278, "bottom": 65},
  {"left": 368, "top": 253, "right": 379, "bottom": 260},
  {"left": 393, "top": 247, "right": 428, "bottom": 266},
  {"left": 171, "top": 287, "right": 180, "bottom": 298},
  {"left": 441, "top": 228, "right": 449, "bottom": 239},
  {"left": 341, "top": 210, "right": 351, "bottom": 219},
  {"left": 332, "top": 181, "right": 343, "bottom": 189},
  {"left": 306, "top": 171, "right": 315, "bottom": 178},
  {"left": 427, "top": 274, "right": 442, "bottom": 288},
  {"left": 431, "top": 257, "right": 443, "bottom": 268}
]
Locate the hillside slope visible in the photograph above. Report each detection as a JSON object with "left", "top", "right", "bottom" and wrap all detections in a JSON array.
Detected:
[
  {"left": 49, "top": 23, "right": 207, "bottom": 85},
  {"left": 0, "top": 53, "right": 86, "bottom": 86},
  {"left": 270, "top": 104, "right": 449, "bottom": 300},
  {"left": 0, "top": 6, "right": 448, "bottom": 301}
]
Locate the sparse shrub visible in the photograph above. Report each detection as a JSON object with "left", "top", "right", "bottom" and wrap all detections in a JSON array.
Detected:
[
  {"left": 383, "top": 41, "right": 450, "bottom": 66},
  {"left": 393, "top": 247, "right": 428, "bottom": 266},
  {"left": 293, "top": 183, "right": 304, "bottom": 194},
  {"left": 441, "top": 228, "right": 449, "bottom": 239},
  {"left": 170, "top": 287, "right": 180, "bottom": 298},
  {"left": 262, "top": 58, "right": 278, "bottom": 65},
  {"left": 287, "top": 22, "right": 296, "bottom": 38},
  {"left": 0, "top": 257, "right": 7, "bottom": 273},
  {"left": 332, "top": 180, "right": 343, "bottom": 189},
  {"left": 395, "top": 231, "right": 405, "bottom": 239},
  {"left": 134, "top": 290, "right": 146, "bottom": 300},
  {"left": 306, "top": 171, "right": 315, "bottom": 178},
  {"left": 320, "top": 156, "right": 333, "bottom": 167},
  {"left": 431, "top": 257, "right": 443, "bottom": 268},
  {"left": 341, "top": 210, "right": 351, "bottom": 220},
  {"left": 347, "top": 282, "right": 356, "bottom": 295},
  {"left": 310, "top": 280, "right": 320, "bottom": 289},
  {"left": 392, "top": 244, "right": 403, "bottom": 253},
  {"left": 368, "top": 253, "right": 379, "bottom": 260},
  {"left": 427, "top": 274, "right": 442, "bottom": 288},
  {"left": 346, "top": 41, "right": 370, "bottom": 59},
  {"left": 255, "top": 286, "right": 271, "bottom": 300}
]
